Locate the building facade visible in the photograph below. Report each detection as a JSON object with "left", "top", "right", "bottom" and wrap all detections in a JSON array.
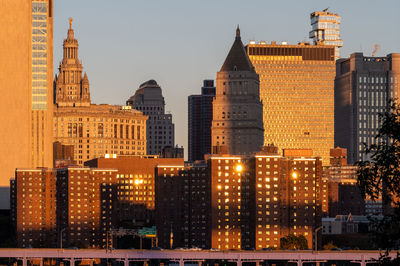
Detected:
[
  {"left": 246, "top": 42, "right": 335, "bottom": 165},
  {"left": 53, "top": 21, "right": 147, "bottom": 165},
  {"left": 335, "top": 53, "right": 400, "bottom": 164},
  {"left": 309, "top": 9, "right": 343, "bottom": 60},
  {"left": 12, "top": 167, "right": 118, "bottom": 248},
  {"left": 0, "top": 0, "right": 53, "bottom": 196},
  {"left": 85, "top": 155, "right": 184, "bottom": 226},
  {"left": 321, "top": 148, "right": 364, "bottom": 217},
  {"left": 13, "top": 168, "right": 57, "bottom": 248},
  {"left": 188, "top": 80, "right": 216, "bottom": 162},
  {"left": 56, "top": 167, "right": 117, "bottom": 249},
  {"left": 54, "top": 18, "right": 90, "bottom": 107},
  {"left": 126, "top": 80, "right": 175, "bottom": 155},
  {"left": 155, "top": 163, "right": 211, "bottom": 249},
  {"left": 155, "top": 148, "right": 323, "bottom": 250},
  {"left": 211, "top": 28, "right": 264, "bottom": 155}
]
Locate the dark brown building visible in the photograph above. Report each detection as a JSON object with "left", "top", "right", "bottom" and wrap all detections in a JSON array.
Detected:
[
  {"left": 155, "top": 148, "right": 323, "bottom": 250},
  {"left": 12, "top": 166, "right": 118, "bottom": 248},
  {"left": 13, "top": 168, "right": 57, "bottom": 248},
  {"left": 321, "top": 148, "right": 365, "bottom": 217},
  {"left": 155, "top": 163, "right": 211, "bottom": 249},
  {"left": 53, "top": 141, "right": 75, "bottom": 167},
  {"left": 85, "top": 155, "right": 184, "bottom": 226},
  {"left": 56, "top": 167, "right": 118, "bottom": 248}
]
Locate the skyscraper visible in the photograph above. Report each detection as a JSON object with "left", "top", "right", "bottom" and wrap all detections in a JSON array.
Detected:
[
  {"left": 188, "top": 80, "right": 216, "bottom": 161},
  {"left": 335, "top": 53, "right": 400, "bottom": 164},
  {"left": 246, "top": 42, "right": 335, "bottom": 165},
  {"left": 211, "top": 27, "right": 264, "bottom": 155},
  {"left": 310, "top": 9, "right": 343, "bottom": 60},
  {"left": 0, "top": 0, "right": 53, "bottom": 206},
  {"left": 127, "top": 80, "right": 175, "bottom": 155}
]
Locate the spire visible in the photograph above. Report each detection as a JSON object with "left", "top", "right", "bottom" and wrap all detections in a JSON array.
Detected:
[
  {"left": 67, "top": 18, "right": 75, "bottom": 40},
  {"left": 236, "top": 25, "right": 240, "bottom": 39},
  {"left": 82, "top": 72, "right": 89, "bottom": 84},
  {"left": 220, "top": 26, "right": 255, "bottom": 72}
]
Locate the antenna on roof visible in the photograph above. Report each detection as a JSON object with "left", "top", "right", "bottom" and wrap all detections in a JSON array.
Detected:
[{"left": 323, "top": 7, "right": 329, "bottom": 12}]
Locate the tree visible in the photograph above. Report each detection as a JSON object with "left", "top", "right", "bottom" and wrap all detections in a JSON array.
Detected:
[
  {"left": 280, "top": 234, "right": 308, "bottom": 250},
  {"left": 323, "top": 241, "right": 338, "bottom": 250},
  {"left": 357, "top": 100, "right": 400, "bottom": 251}
]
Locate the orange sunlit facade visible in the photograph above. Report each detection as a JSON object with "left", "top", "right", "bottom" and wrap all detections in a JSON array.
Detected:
[
  {"left": 246, "top": 43, "right": 335, "bottom": 165},
  {"left": 210, "top": 156, "right": 247, "bottom": 250},
  {"left": 85, "top": 155, "right": 184, "bottom": 225},
  {"left": 12, "top": 167, "right": 118, "bottom": 248}
]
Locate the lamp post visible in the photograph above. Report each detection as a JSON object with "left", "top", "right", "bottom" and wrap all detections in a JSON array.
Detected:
[
  {"left": 60, "top": 228, "right": 66, "bottom": 249},
  {"left": 314, "top": 226, "right": 323, "bottom": 251}
]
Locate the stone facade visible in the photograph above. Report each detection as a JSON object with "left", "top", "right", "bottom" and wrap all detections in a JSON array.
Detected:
[
  {"left": 126, "top": 80, "right": 175, "bottom": 155},
  {"left": 211, "top": 28, "right": 264, "bottom": 155},
  {"left": 53, "top": 21, "right": 147, "bottom": 165},
  {"left": 54, "top": 18, "right": 90, "bottom": 107},
  {"left": 335, "top": 53, "right": 400, "bottom": 164}
]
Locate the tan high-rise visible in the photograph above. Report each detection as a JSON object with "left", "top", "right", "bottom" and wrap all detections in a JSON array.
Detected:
[
  {"left": 211, "top": 27, "right": 264, "bottom": 155},
  {"left": 0, "top": 0, "right": 53, "bottom": 191},
  {"left": 246, "top": 42, "right": 335, "bottom": 165}
]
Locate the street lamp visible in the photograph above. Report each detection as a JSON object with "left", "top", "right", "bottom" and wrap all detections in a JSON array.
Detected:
[
  {"left": 235, "top": 164, "right": 243, "bottom": 173},
  {"left": 314, "top": 226, "right": 323, "bottom": 251},
  {"left": 60, "top": 228, "right": 66, "bottom": 249},
  {"left": 291, "top": 171, "right": 298, "bottom": 179}
]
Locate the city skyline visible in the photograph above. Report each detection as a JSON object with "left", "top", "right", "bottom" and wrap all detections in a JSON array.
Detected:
[
  {"left": 53, "top": 0, "right": 400, "bottom": 156},
  {"left": 2, "top": 0, "right": 399, "bottom": 253}
]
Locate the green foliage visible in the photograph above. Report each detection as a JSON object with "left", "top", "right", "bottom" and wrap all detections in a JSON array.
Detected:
[
  {"left": 280, "top": 234, "right": 308, "bottom": 250},
  {"left": 357, "top": 100, "right": 400, "bottom": 251},
  {"left": 323, "top": 241, "right": 338, "bottom": 250},
  {"left": 357, "top": 100, "right": 400, "bottom": 206}
]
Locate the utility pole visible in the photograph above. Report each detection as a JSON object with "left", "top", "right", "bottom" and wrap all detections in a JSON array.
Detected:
[{"left": 60, "top": 228, "right": 66, "bottom": 249}]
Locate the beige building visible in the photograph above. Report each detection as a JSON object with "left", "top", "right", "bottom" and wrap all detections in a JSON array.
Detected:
[
  {"left": 53, "top": 21, "right": 147, "bottom": 165},
  {"left": 0, "top": 0, "right": 53, "bottom": 201},
  {"left": 246, "top": 42, "right": 335, "bottom": 165},
  {"left": 211, "top": 27, "right": 264, "bottom": 155}
]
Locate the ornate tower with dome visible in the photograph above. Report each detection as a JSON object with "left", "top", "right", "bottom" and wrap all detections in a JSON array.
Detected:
[{"left": 54, "top": 18, "right": 90, "bottom": 107}]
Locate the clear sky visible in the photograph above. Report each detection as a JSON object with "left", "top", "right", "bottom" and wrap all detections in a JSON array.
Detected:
[{"left": 54, "top": 0, "right": 400, "bottom": 158}]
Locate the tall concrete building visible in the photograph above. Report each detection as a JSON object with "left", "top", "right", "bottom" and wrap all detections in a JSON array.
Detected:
[
  {"left": 246, "top": 42, "right": 335, "bottom": 165},
  {"left": 0, "top": 0, "right": 53, "bottom": 207},
  {"left": 127, "top": 80, "right": 175, "bottom": 155},
  {"left": 188, "top": 80, "right": 216, "bottom": 161},
  {"left": 54, "top": 21, "right": 147, "bottom": 165},
  {"left": 335, "top": 53, "right": 400, "bottom": 164},
  {"left": 310, "top": 9, "right": 343, "bottom": 60},
  {"left": 211, "top": 27, "right": 264, "bottom": 155}
]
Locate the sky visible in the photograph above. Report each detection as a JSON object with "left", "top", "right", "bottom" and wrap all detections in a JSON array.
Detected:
[{"left": 53, "top": 0, "right": 400, "bottom": 158}]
